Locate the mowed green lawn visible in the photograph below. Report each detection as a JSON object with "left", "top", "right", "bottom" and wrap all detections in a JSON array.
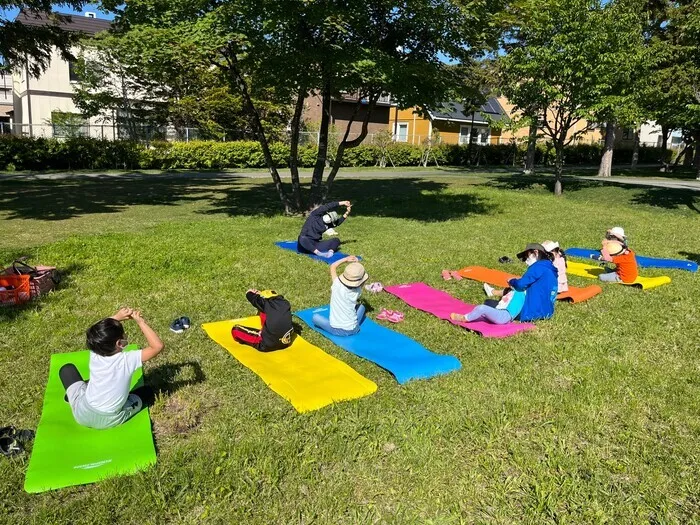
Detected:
[{"left": 1, "top": 171, "right": 699, "bottom": 524}]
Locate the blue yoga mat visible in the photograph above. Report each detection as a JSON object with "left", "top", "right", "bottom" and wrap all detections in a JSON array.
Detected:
[
  {"left": 566, "top": 247, "right": 698, "bottom": 272},
  {"left": 275, "top": 241, "right": 361, "bottom": 265},
  {"left": 295, "top": 306, "right": 461, "bottom": 384}
]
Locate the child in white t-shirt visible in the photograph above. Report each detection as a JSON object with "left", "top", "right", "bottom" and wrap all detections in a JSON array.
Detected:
[
  {"left": 312, "top": 256, "right": 369, "bottom": 336},
  {"left": 59, "top": 308, "right": 164, "bottom": 429}
]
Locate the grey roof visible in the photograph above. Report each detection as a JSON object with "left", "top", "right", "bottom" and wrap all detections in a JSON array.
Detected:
[
  {"left": 15, "top": 10, "right": 113, "bottom": 35},
  {"left": 428, "top": 97, "right": 507, "bottom": 124}
]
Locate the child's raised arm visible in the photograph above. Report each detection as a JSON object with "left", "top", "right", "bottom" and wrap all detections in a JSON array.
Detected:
[
  {"left": 329, "top": 255, "right": 358, "bottom": 282},
  {"left": 131, "top": 311, "right": 164, "bottom": 362}
]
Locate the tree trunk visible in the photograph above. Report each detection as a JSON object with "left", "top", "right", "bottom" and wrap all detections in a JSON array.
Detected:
[
  {"left": 660, "top": 124, "right": 669, "bottom": 171},
  {"left": 672, "top": 143, "right": 689, "bottom": 168},
  {"left": 321, "top": 95, "right": 379, "bottom": 201},
  {"left": 694, "top": 130, "right": 700, "bottom": 180},
  {"left": 310, "top": 80, "right": 331, "bottom": 205},
  {"left": 631, "top": 127, "right": 640, "bottom": 169},
  {"left": 524, "top": 122, "right": 537, "bottom": 173},
  {"left": 597, "top": 121, "right": 615, "bottom": 177},
  {"left": 684, "top": 142, "right": 693, "bottom": 166},
  {"left": 228, "top": 63, "right": 290, "bottom": 213},
  {"left": 554, "top": 142, "right": 564, "bottom": 196},
  {"left": 287, "top": 90, "right": 306, "bottom": 211}
]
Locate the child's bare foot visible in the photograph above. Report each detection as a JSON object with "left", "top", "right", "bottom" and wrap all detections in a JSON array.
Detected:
[{"left": 450, "top": 313, "right": 467, "bottom": 322}]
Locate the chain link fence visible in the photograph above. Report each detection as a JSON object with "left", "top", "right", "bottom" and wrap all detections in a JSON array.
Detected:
[
  {"left": 0, "top": 122, "right": 246, "bottom": 142},
  {"left": 0, "top": 123, "right": 682, "bottom": 150}
]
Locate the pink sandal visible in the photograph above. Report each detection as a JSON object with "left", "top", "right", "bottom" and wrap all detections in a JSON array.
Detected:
[
  {"left": 442, "top": 270, "right": 452, "bottom": 280},
  {"left": 451, "top": 271, "right": 463, "bottom": 281},
  {"left": 376, "top": 308, "right": 393, "bottom": 321},
  {"left": 387, "top": 311, "right": 405, "bottom": 323}
]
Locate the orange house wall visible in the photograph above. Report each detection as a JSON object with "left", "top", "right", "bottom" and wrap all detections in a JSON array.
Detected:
[
  {"left": 496, "top": 96, "right": 604, "bottom": 145},
  {"left": 388, "top": 107, "right": 502, "bottom": 145}
]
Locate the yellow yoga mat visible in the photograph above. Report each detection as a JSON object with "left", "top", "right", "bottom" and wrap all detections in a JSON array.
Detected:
[
  {"left": 566, "top": 261, "right": 672, "bottom": 290},
  {"left": 202, "top": 317, "right": 377, "bottom": 413}
]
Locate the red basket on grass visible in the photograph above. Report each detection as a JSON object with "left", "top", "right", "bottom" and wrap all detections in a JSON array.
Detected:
[
  {"left": 0, "top": 274, "right": 31, "bottom": 306},
  {"left": 1, "top": 257, "right": 59, "bottom": 299}
]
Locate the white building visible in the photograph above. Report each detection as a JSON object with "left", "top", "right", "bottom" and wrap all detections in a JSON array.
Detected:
[{"left": 11, "top": 11, "right": 117, "bottom": 139}]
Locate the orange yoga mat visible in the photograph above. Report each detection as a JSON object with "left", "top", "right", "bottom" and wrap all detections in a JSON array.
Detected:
[{"left": 457, "top": 266, "right": 602, "bottom": 303}]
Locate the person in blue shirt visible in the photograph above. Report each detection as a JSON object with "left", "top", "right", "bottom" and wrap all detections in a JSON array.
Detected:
[
  {"left": 507, "top": 243, "right": 558, "bottom": 322},
  {"left": 297, "top": 201, "right": 352, "bottom": 258}
]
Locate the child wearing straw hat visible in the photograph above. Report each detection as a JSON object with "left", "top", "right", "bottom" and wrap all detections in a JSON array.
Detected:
[
  {"left": 312, "top": 256, "right": 369, "bottom": 336},
  {"left": 593, "top": 227, "right": 638, "bottom": 283}
]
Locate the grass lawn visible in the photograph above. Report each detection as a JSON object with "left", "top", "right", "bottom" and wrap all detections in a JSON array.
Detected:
[{"left": 1, "top": 171, "right": 699, "bottom": 523}]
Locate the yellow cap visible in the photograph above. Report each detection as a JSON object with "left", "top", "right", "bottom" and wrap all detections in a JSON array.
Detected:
[{"left": 259, "top": 290, "right": 279, "bottom": 299}]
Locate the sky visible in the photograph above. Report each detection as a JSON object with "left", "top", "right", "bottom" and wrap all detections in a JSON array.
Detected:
[{"left": 1, "top": 3, "right": 114, "bottom": 22}]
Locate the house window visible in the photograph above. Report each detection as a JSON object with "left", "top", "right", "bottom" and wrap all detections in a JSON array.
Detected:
[
  {"left": 622, "top": 128, "right": 633, "bottom": 140},
  {"left": 460, "top": 125, "right": 490, "bottom": 145},
  {"left": 51, "top": 111, "right": 87, "bottom": 138},
  {"left": 395, "top": 122, "right": 408, "bottom": 142},
  {"left": 68, "top": 60, "right": 80, "bottom": 82}
]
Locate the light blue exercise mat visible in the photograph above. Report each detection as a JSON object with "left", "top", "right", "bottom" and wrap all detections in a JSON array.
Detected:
[
  {"left": 295, "top": 305, "right": 461, "bottom": 384},
  {"left": 566, "top": 247, "right": 698, "bottom": 272}
]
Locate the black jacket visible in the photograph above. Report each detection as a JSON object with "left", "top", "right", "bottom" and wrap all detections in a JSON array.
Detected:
[
  {"left": 299, "top": 202, "right": 346, "bottom": 242},
  {"left": 246, "top": 291, "right": 294, "bottom": 351}
]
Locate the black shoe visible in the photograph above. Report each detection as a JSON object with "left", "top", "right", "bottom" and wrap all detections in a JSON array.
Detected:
[
  {"left": 498, "top": 256, "right": 513, "bottom": 264},
  {"left": 170, "top": 318, "right": 185, "bottom": 333},
  {"left": 0, "top": 427, "right": 34, "bottom": 457}
]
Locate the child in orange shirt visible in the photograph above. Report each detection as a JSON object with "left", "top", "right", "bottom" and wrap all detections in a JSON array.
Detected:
[{"left": 594, "top": 227, "right": 639, "bottom": 283}]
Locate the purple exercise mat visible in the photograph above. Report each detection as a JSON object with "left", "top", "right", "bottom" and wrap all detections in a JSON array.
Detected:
[{"left": 384, "top": 282, "right": 536, "bottom": 338}]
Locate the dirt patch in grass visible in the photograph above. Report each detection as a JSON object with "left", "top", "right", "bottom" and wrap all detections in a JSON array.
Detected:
[{"left": 152, "top": 394, "right": 215, "bottom": 438}]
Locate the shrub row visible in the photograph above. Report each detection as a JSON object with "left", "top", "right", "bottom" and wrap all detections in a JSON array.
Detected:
[
  {"left": 0, "top": 136, "right": 142, "bottom": 171},
  {"left": 0, "top": 135, "right": 672, "bottom": 171}
]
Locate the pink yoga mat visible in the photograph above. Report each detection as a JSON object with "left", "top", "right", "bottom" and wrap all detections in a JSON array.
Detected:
[{"left": 384, "top": 282, "right": 536, "bottom": 338}]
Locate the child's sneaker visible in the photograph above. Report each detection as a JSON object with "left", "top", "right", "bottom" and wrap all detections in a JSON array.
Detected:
[
  {"left": 483, "top": 283, "right": 495, "bottom": 297},
  {"left": 179, "top": 316, "right": 191, "bottom": 329},
  {"left": 170, "top": 318, "right": 185, "bottom": 333}
]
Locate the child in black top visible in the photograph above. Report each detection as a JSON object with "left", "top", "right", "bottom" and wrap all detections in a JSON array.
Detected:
[{"left": 231, "top": 290, "right": 294, "bottom": 352}]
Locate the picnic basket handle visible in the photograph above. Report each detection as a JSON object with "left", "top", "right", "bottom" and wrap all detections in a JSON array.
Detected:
[{"left": 12, "top": 257, "right": 37, "bottom": 276}]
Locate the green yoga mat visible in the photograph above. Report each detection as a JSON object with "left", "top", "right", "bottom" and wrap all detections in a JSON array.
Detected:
[{"left": 24, "top": 348, "right": 156, "bottom": 493}]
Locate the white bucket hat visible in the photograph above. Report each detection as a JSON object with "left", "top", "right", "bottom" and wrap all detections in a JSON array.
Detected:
[
  {"left": 541, "top": 240, "right": 560, "bottom": 253},
  {"left": 608, "top": 227, "right": 626, "bottom": 241}
]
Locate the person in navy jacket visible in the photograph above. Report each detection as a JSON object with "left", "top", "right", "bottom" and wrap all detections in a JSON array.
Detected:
[
  {"left": 297, "top": 201, "right": 352, "bottom": 258},
  {"left": 508, "top": 243, "right": 558, "bottom": 322}
]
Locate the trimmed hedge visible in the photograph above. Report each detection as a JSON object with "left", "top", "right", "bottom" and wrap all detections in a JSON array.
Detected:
[
  {"left": 0, "top": 136, "right": 142, "bottom": 171},
  {"left": 0, "top": 135, "right": 673, "bottom": 171}
]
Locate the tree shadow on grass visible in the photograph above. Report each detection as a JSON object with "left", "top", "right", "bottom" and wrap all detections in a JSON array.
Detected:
[
  {"left": 203, "top": 178, "right": 499, "bottom": 221},
  {"left": 678, "top": 251, "right": 700, "bottom": 264},
  {"left": 487, "top": 174, "right": 600, "bottom": 192},
  {"left": 0, "top": 175, "right": 233, "bottom": 221},
  {"left": 489, "top": 174, "right": 700, "bottom": 214},
  {"left": 0, "top": 175, "right": 498, "bottom": 222},
  {"left": 145, "top": 361, "right": 206, "bottom": 397},
  {"left": 631, "top": 187, "right": 700, "bottom": 214}
]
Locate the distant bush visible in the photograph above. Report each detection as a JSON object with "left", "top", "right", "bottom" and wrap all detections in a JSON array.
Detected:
[
  {"left": 0, "top": 135, "right": 675, "bottom": 172},
  {"left": 0, "top": 136, "right": 141, "bottom": 171}
]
